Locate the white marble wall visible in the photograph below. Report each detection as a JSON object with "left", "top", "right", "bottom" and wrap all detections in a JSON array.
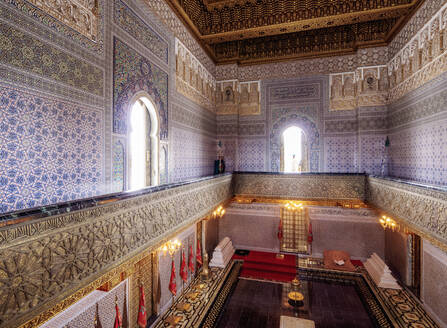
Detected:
[
  {"left": 308, "top": 207, "right": 385, "bottom": 261},
  {"left": 422, "top": 240, "right": 447, "bottom": 327},
  {"left": 42, "top": 279, "right": 128, "bottom": 328}
]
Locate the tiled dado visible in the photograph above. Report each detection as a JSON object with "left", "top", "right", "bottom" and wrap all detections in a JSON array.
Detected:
[{"left": 0, "top": 174, "right": 232, "bottom": 328}]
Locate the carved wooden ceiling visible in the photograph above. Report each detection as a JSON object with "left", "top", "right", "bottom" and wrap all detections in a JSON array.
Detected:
[{"left": 165, "top": 0, "right": 424, "bottom": 65}]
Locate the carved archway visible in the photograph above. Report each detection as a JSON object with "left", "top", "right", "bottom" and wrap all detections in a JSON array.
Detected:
[{"left": 270, "top": 114, "right": 320, "bottom": 172}]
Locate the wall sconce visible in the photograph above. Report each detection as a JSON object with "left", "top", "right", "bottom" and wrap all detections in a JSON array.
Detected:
[
  {"left": 284, "top": 201, "right": 303, "bottom": 211},
  {"left": 379, "top": 215, "right": 399, "bottom": 232},
  {"left": 211, "top": 205, "right": 225, "bottom": 219},
  {"left": 160, "top": 239, "right": 182, "bottom": 257}
]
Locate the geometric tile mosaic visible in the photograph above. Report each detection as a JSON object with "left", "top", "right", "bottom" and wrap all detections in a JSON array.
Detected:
[
  {"left": 169, "top": 127, "right": 215, "bottom": 183},
  {"left": 113, "top": 38, "right": 168, "bottom": 138},
  {"left": 1, "top": 0, "right": 104, "bottom": 54},
  {"left": 390, "top": 120, "right": 447, "bottom": 186},
  {"left": 114, "top": 0, "right": 168, "bottom": 63},
  {"left": 237, "top": 138, "right": 265, "bottom": 171},
  {"left": 324, "top": 136, "right": 357, "bottom": 173},
  {"left": 360, "top": 135, "right": 386, "bottom": 176},
  {"left": 112, "top": 139, "right": 125, "bottom": 193},
  {"left": 0, "top": 86, "right": 103, "bottom": 213},
  {"left": 0, "top": 22, "right": 104, "bottom": 96}
]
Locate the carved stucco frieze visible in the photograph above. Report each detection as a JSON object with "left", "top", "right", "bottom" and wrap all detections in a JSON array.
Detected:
[
  {"left": 0, "top": 175, "right": 232, "bottom": 328},
  {"left": 175, "top": 38, "right": 216, "bottom": 111},
  {"left": 27, "top": 0, "right": 99, "bottom": 41},
  {"left": 366, "top": 177, "right": 447, "bottom": 245},
  {"left": 329, "top": 66, "right": 388, "bottom": 110},
  {"left": 215, "top": 80, "right": 261, "bottom": 116},
  {"left": 233, "top": 174, "right": 366, "bottom": 200}
]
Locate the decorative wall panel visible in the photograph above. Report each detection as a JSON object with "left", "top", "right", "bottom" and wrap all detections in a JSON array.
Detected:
[
  {"left": 389, "top": 0, "right": 445, "bottom": 58},
  {"left": 114, "top": 0, "right": 168, "bottom": 63},
  {"left": 169, "top": 127, "right": 216, "bottom": 182},
  {"left": 113, "top": 38, "right": 168, "bottom": 138},
  {"left": 27, "top": 0, "right": 99, "bottom": 41},
  {"left": 170, "top": 103, "right": 216, "bottom": 136},
  {"left": 367, "top": 176, "right": 447, "bottom": 249},
  {"left": 0, "top": 0, "right": 104, "bottom": 54},
  {"left": 143, "top": 0, "right": 215, "bottom": 73},
  {"left": 0, "top": 175, "right": 232, "bottom": 327},
  {"left": 0, "top": 22, "right": 104, "bottom": 96},
  {"left": 0, "top": 85, "right": 103, "bottom": 214},
  {"left": 216, "top": 47, "right": 388, "bottom": 81},
  {"left": 388, "top": 2, "right": 447, "bottom": 103},
  {"left": 360, "top": 135, "right": 386, "bottom": 175},
  {"left": 389, "top": 120, "right": 447, "bottom": 185},
  {"left": 324, "top": 136, "right": 357, "bottom": 173},
  {"left": 216, "top": 80, "right": 260, "bottom": 116},
  {"left": 265, "top": 77, "right": 326, "bottom": 172},
  {"left": 329, "top": 66, "right": 388, "bottom": 111},
  {"left": 111, "top": 139, "right": 125, "bottom": 193},
  {"left": 175, "top": 38, "right": 215, "bottom": 111},
  {"left": 237, "top": 139, "right": 265, "bottom": 171},
  {"left": 233, "top": 173, "right": 366, "bottom": 200}
]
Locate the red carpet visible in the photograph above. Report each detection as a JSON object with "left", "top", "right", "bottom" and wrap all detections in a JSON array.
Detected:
[
  {"left": 351, "top": 259, "right": 364, "bottom": 267},
  {"left": 233, "top": 251, "right": 296, "bottom": 283}
]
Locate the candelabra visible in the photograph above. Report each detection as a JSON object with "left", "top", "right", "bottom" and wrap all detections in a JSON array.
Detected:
[
  {"left": 379, "top": 215, "right": 399, "bottom": 232},
  {"left": 284, "top": 201, "right": 303, "bottom": 211},
  {"left": 160, "top": 239, "right": 182, "bottom": 257},
  {"left": 211, "top": 205, "right": 226, "bottom": 219}
]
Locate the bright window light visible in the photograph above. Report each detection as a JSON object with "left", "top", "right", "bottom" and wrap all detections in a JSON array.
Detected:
[
  {"left": 129, "top": 101, "right": 146, "bottom": 190},
  {"left": 283, "top": 126, "right": 302, "bottom": 173}
]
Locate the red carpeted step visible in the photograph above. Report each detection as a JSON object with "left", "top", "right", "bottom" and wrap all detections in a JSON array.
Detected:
[
  {"left": 233, "top": 251, "right": 296, "bottom": 267},
  {"left": 240, "top": 268, "right": 295, "bottom": 283},
  {"left": 243, "top": 261, "right": 297, "bottom": 274},
  {"left": 351, "top": 260, "right": 363, "bottom": 267}
]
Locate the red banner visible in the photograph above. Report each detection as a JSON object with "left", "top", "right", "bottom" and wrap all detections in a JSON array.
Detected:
[
  {"left": 307, "top": 222, "right": 313, "bottom": 243},
  {"left": 180, "top": 249, "right": 187, "bottom": 282},
  {"left": 169, "top": 259, "right": 177, "bottom": 296},
  {"left": 188, "top": 244, "right": 195, "bottom": 273},
  {"left": 114, "top": 303, "right": 122, "bottom": 328},
  {"left": 277, "top": 218, "right": 283, "bottom": 240},
  {"left": 137, "top": 285, "right": 147, "bottom": 328}
]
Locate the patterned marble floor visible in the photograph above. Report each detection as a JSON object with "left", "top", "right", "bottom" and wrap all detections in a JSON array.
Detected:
[
  {"left": 153, "top": 258, "right": 439, "bottom": 328},
  {"left": 298, "top": 257, "right": 439, "bottom": 328}
]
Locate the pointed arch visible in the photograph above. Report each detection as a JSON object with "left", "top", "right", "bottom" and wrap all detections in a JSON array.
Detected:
[
  {"left": 127, "top": 91, "right": 160, "bottom": 189},
  {"left": 270, "top": 114, "right": 320, "bottom": 172}
]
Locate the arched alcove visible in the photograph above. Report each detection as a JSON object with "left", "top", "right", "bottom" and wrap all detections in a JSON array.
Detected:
[
  {"left": 127, "top": 92, "right": 160, "bottom": 190},
  {"left": 281, "top": 126, "right": 308, "bottom": 173},
  {"left": 270, "top": 114, "right": 320, "bottom": 172}
]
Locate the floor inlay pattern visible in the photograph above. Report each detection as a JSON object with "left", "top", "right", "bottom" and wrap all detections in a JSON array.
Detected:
[
  {"left": 153, "top": 261, "right": 241, "bottom": 328},
  {"left": 297, "top": 257, "right": 439, "bottom": 328}
]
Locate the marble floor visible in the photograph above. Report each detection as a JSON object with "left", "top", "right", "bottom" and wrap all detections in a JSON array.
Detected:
[{"left": 216, "top": 279, "right": 374, "bottom": 328}]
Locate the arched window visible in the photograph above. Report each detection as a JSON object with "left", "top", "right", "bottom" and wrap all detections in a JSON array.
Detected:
[
  {"left": 280, "top": 126, "right": 309, "bottom": 173},
  {"left": 128, "top": 95, "right": 159, "bottom": 190}
]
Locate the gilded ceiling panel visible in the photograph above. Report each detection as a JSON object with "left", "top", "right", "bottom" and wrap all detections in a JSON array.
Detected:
[{"left": 164, "top": 0, "right": 424, "bottom": 64}]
